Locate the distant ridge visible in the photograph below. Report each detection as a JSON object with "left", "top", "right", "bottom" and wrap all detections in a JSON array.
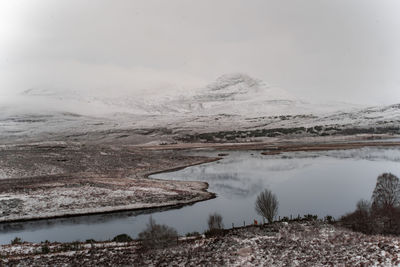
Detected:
[{"left": 15, "top": 73, "right": 395, "bottom": 119}]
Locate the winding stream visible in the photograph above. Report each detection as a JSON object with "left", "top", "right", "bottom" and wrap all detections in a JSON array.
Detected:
[{"left": 1, "top": 147, "right": 399, "bottom": 244}]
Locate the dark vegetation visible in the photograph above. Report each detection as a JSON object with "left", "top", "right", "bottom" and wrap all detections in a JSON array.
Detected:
[
  {"left": 112, "top": 234, "right": 133, "bottom": 242},
  {"left": 341, "top": 173, "right": 400, "bottom": 235},
  {"left": 138, "top": 216, "right": 178, "bottom": 249},
  {"left": 11, "top": 237, "right": 22, "bottom": 245},
  {"left": 177, "top": 125, "right": 400, "bottom": 142},
  {"left": 185, "top": 231, "right": 200, "bottom": 237},
  {"left": 41, "top": 243, "right": 50, "bottom": 254},
  {"left": 205, "top": 212, "right": 224, "bottom": 237}
]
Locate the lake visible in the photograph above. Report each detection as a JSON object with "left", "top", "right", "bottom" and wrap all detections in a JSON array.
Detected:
[{"left": 1, "top": 147, "right": 399, "bottom": 244}]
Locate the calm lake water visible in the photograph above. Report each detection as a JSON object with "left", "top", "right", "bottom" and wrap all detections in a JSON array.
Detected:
[{"left": 1, "top": 147, "right": 399, "bottom": 244}]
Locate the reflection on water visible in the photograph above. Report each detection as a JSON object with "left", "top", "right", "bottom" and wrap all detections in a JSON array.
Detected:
[
  {"left": 1, "top": 147, "right": 400, "bottom": 244},
  {"left": 0, "top": 206, "right": 176, "bottom": 233}
]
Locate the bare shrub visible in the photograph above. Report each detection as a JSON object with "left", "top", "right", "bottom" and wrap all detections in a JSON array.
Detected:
[
  {"left": 207, "top": 213, "right": 224, "bottom": 231},
  {"left": 112, "top": 234, "right": 133, "bottom": 242},
  {"left": 341, "top": 199, "right": 375, "bottom": 234},
  {"left": 303, "top": 214, "right": 318, "bottom": 221},
  {"left": 372, "top": 173, "right": 400, "bottom": 210},
  {"left": 255, "top": 189, "right": 279, "bottom": 223},
  {"left": 324, "top": 215, "right": 334, "bottom": 224},
  {"left": 11, "top": 237, "right": 22, "bottom": 245},
  {"left": 205, "top": 213, "right": 224, "bottom": 237},
  {"left": 41, "top": 244, "right": 50, "bottom": 254},
  {"left": 356, "top": 199, "right": 371, "bottom": 213},
  {"left": 185, "top": 231, "right": 200, "bottom": 237},
  {"left": 138, "top": 216, "right": 178, "bottom": 249},
  {"left": 341, "top": 173, "right": 400, "bottom": 235}
]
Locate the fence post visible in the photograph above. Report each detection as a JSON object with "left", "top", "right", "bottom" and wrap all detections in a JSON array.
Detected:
[{"left": 243, "top": 221, "right": 245, "bottom": 227}]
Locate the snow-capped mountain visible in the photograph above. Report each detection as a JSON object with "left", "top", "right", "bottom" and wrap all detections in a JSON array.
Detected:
[
  {"left": 175, "top": 73, "right": 304, "bottom": 116},
  {"left": 17, "top": 73, "right": 344, "bottom": 116},
  {"left": 1, "top": 73, "right": 399, "bottom": 144}
]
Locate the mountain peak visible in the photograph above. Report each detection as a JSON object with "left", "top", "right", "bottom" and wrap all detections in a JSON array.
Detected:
[
  {"left": 208, "top": 73, "right": 263, "bottom": 92},
  {"left": 192, "top": 73, "right": 266, "bottom": 102},
  {"left": 194, "top": 73, "right": 298, "bottom": 104}
]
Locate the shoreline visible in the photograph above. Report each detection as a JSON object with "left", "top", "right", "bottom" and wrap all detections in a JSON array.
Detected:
[
  {"left": 0, "top": 157, "right": 221, "bottom": 224},
  {"left": 137, "top": 140, "right": 400, "bottom": 152},
  {"left": 0, "top": 191, "right": 216, "bottom": 225},
  {"left": 1, "top": 139, "right": 400, "bottom": 224}
]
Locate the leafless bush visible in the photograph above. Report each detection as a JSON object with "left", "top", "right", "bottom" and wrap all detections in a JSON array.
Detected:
[
  {"left": 205, "top": 213, "right": 224, "bottom": 237},
  {"left": 11, "top": 237, "right": 22, "bottom": 245},
  {"left": 341, "top": 199, "right": 375, "bottom": 234},
  {"left": 207, "top": 213, "right": 224, "bottom": 231},
  {"left": 341, "top": 173, "right": 400, "bottom": 235},
  {"left": 255, "top": 189, "right": 279, "bottom": 223},
  {"left": 356, "top": 199, "right": 371, "bottom": 213},
  {"left": 138, "top": 216, "right": 178, "bottom": 249}
]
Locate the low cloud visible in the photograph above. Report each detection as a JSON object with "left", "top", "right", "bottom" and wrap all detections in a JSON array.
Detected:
[{"left": 1, "top": 0, "right": 400, "bottom": 106}]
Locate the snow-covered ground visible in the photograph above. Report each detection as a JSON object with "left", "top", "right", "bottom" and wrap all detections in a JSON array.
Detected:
[
  {"left": 0, "top": 143, "right": 217, "bottom": 223},
  {"left": 0, "top": 177, "right": 212, "bottom": 222},
  {"left": 2, "top": 222, "right": 400, "bottom": 266}
]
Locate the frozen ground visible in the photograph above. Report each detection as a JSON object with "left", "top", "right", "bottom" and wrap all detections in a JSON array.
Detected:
[
  {"left": 0, "top": 177, "right": 212, "bottom": 222},
  {"left": 0, "top": 143, "right": 216, "bottom": 222},
  {"left": 2, "top": 222, "right": 400, "bottom": 266}
]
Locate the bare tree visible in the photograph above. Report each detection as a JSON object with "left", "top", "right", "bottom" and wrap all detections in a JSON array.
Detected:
[
  {"left": 138, "top": 216, "right": 178, "bottom": 248},
  {"left": 255, "top": 189, "right": 279, "bottom": 223},
  {"left": 207, "top": 213, "right": 224, "bottom": 231},
  {"left": 372, "top": 173, "right": 400, "bottom": 210}
]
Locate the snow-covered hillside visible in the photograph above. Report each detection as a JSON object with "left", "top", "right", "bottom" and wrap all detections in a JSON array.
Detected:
[
  {"left": 177, "top": 73, "right": 305, "bottom": 116},
  {"left": 15, "top": 73, "right": 359, "bottom": 116},
  {"left": 1, "top": 73, "right": 400, "bottom": 144}
]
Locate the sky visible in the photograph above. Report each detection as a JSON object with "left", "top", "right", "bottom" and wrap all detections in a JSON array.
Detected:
[{"left": 1, "top": 0, "right": 400, "bottom": 105}]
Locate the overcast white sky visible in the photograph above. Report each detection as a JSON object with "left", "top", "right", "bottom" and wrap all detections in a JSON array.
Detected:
[{"left": 1, "top": 0, "right": 400, "bottom": 105}]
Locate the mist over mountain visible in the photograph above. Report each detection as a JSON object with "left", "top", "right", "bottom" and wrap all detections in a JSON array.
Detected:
[
  {"left": 10, "top": 73, "right": 358, "bottom": 117},
  {"left": 1, "top": 73, "right": 399, "bottom": 145}
]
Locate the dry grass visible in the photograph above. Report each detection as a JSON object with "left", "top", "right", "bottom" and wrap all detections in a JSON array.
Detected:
[{"left": 3, "top": 222, "right": 400, "bottom": 266}]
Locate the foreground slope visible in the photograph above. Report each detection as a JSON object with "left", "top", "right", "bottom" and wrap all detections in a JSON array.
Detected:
[{"left": 2, "top": 222, "right": 400, "bottom": 266}]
